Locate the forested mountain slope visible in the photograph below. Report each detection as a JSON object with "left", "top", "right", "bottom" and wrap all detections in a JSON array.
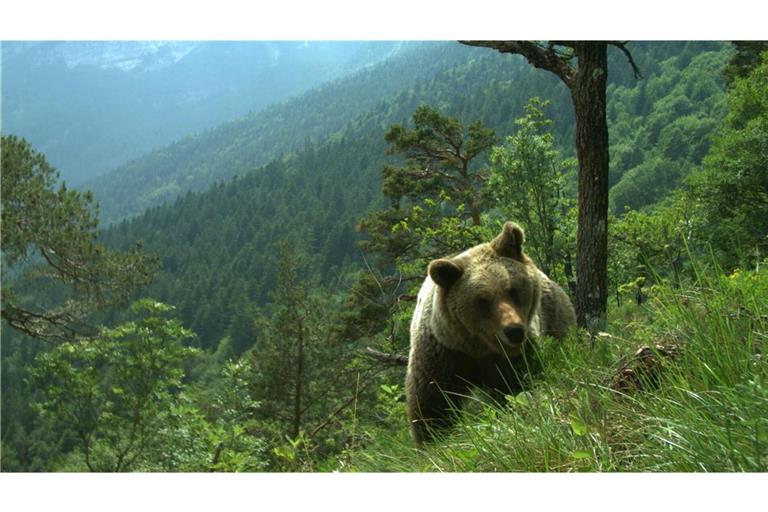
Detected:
[
  {"left": 86, "top": 42, "right": 481, "bottom": 223},
  {"left": 5, "top": 40, "right": 755, "bottom": 474},
  {"left": 608, "top": 46, "right": 729, "bottom": 211},
  {"left": 102, "top": 41, "right": 728, "bottom": 352},
  {"left": 2, "top": 41, "right": 405, "bottom": 185}
]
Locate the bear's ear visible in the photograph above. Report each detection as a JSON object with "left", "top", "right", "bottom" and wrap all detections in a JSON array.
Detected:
[
  {"left": 428, "top": 259, "right": 464, "bottom": 288},
  {"left": 491, "top": 222, "right": 526, "bottom": 261}
]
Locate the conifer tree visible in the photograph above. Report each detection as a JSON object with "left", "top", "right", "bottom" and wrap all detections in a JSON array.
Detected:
[
  {"left": 358, "top": 105, "right": 496, "bottom": 271},
  {"left": 346, "top": 106, "right": 496, "bottom": 348},
  {"left": 247, "top": 240, "right": 357, "bottom": 466},
  {"left": 1, "top": 135, "right": 157, "bottom": 341}
]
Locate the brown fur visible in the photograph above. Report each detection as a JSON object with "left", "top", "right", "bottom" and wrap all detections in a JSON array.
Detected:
[{"left": 406, "top": 222, "right": 576, "bottom": 444}]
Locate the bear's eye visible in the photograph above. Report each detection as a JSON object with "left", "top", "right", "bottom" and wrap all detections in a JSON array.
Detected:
[{"left": 475, "top": 297, "right": 492, "bottom": 312}]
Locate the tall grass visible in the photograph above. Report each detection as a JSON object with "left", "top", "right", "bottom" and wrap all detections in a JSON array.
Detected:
[{"left": 342, "top": 259, "right": 767, "bottom": 472}]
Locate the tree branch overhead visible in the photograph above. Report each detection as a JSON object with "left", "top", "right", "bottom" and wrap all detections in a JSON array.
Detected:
[
  {"left": 608, "top": 41, "right": 643, "bottom": 79},
  {"left": 460, "top": 41, "right": 577, "bottom": 86}
]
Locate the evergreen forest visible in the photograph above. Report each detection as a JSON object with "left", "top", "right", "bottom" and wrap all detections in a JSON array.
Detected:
[{"left": 2, "top": 40, "right": 767, "bottom": 476}]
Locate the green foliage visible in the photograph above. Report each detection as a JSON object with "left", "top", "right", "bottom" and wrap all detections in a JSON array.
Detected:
[
  {"left": 361, "top": 103, "right": 496, "bottom": 263},
  {"left": 4, "top": 41, "right": 749, "bottom": 473},
  {"left": 333, "top": 382, "right": 413, "bottom": 472},
  {"left": 93, "top": 42, "right": 728, "bottom": 356},
  {"left": 686, "top": 52, "right": 768, "bottom": 268},
  {"left": 339, "top": 44, "right": 764, "bottom": 469},
  {"left": 151, "top": 359, "right": 268, "bottom": 472},
  {"left": 343, "top": 262, "right": 768, "bottom": 472},
  {"left": 28, "top": 300, "right": 197, "bottom": 471},
  {"left": 89, "top": 42, "right": 724, "bottom": 359},
  {"left": 243, "top": 241, "right": 360, "bottom": 470},
  {"left": 101, "top": 131, "right": 382, "bottom": 350},
  {"left": 350, "top": 105, "right": 497, "bottom": 361},
  {"left": 611, "top": 157, "right": 687, "bottom": 213},
  {"left": 348, "top": 99, "right": 578, "bottom": 364},
  {"left": 487, "top": 98, "right": 577, "bottom": 284},
  {"left": 608, "top": 49, "right": 728, "bottom": 212},
  {"left": 723, "top": 41, "right": 768, "bottom": 86},
  {"left": 1, "top": 135, "right": 157, "bottom": 341},
  {"left": 608, "top": 195, "right": 692, "bottom": 300},
  {"left": 87, "top": 43, "right": 504, "bottom": 224},
  {"left": 615, "top": 262, "right": 768, "bottom": 471},
  {"left": 608, "top": 52, "right": 767, "bottom": 296}
]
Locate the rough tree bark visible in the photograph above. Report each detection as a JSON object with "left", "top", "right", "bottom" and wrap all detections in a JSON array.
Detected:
[
  {"left": 571, "top": 42, "right": 609, "bottom": 330},
  {"left": 459, "top": 41, "right": 640, "bottom": 331}
]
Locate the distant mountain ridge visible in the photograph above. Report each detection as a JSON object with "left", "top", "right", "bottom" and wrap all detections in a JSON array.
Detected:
[
  {"left": 3, "top": 41, "right": 200, "bottom": 71},
  {"left": 88, "top": 41, "right": 726, "bottom": 227},
  {"left": 85, "top": 42, "right": 479, "bottom": 224},
  {"left": 1, "top": 40, "right": 406, "bottom": 185}
]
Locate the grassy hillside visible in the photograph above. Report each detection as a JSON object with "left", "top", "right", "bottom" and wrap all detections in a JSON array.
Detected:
[{"left": 342, "top": 262, "right": 768, "bottom": 472}]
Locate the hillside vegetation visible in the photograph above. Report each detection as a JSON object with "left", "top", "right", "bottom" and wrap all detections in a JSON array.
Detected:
[
  {"left": 3, "top": 41, "right": 766, "bottom": 473},
  {"left": 98, "top": 41, "right": 727, "bottom": 352},
  {"left": 85, "top": 42, "right": 476, "bottom": 223},
  {"left": 344, "top": 263, "right": 768, "bottom": 472},
  {"left": 2, "top": 41, "right": 404, "bottom": 185},
  {"left": 87, "top": 41, "right": 724, "bottom": 225}
]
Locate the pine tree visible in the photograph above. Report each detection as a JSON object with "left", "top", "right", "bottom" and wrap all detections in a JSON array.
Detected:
[
  {"left": 1, "top": 135, "right": 157, "bottom": 341},
  {"left": 246, "top": 240, "right": 357, "bottom": 468}
]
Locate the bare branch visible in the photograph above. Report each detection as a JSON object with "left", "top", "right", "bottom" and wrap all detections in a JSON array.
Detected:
[
  {"left": 0, "top": 301, "right": 97, "bottom": 342},
  {"left": 363, "top": 347, "right": 409, "bottom": 366},
  {"left": 460, "top": 41, "right": 577, "bottom": 87},
  {"left": 608, "top": 41, "right": 642, "bottom": 79},
  {"left": 306, "top": 365, "right": 390, "bottom": 440}
]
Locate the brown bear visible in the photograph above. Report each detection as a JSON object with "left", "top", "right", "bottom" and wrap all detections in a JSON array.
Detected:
[{"left": 405, "top": 221, "right": 576, "bottom": 444}]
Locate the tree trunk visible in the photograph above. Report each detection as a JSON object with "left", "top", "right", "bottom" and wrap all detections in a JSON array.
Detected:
[
  {"left": 461, "top": 161, "right": 482, "bottom": 226},
  {"left": 291, "top": 318, "right": 305, "bottom": 440},
  {"left": 571, "top": 42, "right": 609, "bottom": 331}
]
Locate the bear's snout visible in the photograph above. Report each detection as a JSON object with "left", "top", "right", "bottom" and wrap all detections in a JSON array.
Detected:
[{"left": 502, "top": 324, "right": 526, "bottom": 346}]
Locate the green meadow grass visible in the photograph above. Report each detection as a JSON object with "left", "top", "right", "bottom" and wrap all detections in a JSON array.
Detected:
[{"left": 342, "top": 261, "right": 767, "bottom": 472}]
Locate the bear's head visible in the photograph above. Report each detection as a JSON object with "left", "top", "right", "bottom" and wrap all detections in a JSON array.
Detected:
[{"left": 427, "top": 222, "right": 542, "bottom": 357}]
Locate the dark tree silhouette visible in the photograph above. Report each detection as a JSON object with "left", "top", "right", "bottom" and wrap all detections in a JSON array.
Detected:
[
  {"left": 460, "top": 41, "right": 640, "bottom": 330},
  {"left": 1, "top": 135, "right": 157, "bottom": 341}
]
